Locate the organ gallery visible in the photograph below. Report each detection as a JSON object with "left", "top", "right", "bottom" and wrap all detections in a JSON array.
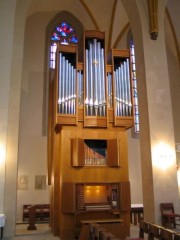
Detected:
[{"left": 48, "top": 29, "right": 134, "bottom": 240}]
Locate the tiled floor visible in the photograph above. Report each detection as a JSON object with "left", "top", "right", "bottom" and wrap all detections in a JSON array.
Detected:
[
  {"left": 14, "top": 223, "right": 60, "bottom": 240},
  {"left": 12, "top": 223, "right": 140, "bottom": 240},
  {"left": 11, "top": 223, "right": 180, "bottom": 240}
]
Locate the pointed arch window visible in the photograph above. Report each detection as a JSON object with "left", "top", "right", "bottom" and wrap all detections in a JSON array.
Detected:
[
  {"left": 50, "top": 22, "right": 78, "bottom": 69},
  {"left": 129, "top": 40, "right": 140, "bottom": 133}
]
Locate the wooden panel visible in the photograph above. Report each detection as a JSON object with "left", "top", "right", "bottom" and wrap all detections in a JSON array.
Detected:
[
  {"left": 120, "top": 181, "right": 131, "bottom": 211},
  {"left": 111, "top": 49, "right": 130, "bottom": 58},
  {"left": 108, "top": 108, "right": 114, "bottom": 123},
  {"left": 71, "top": 138, "right": 85, "bottom": 167},
  {"left": 56, "top": 114, "right": 77, "bottom": 126},
  {"left": 78, "top": 107, "right": 84, "bottom": 121},
  {"left": 85, "top": 30, "right": 105, "bottom": 39},
  {"left": 54, "top": 128, "right": 129, "bottom": 239},
  {"left": 62, "top": 182, "right": 75, "bottom": 213},
  {"left": 107, "top": 139, "right": 119, "bottom": 167},
  {"left": 77, "top": 62, "right": 83, "bottom": 71},
  {"left": 58, "top": 44, "right": 77, "bottom": 53},
  {"left": 84, "top": 116, "right": 107, "bottom": 128},
  {"left": 84, "top": 185, "right": 108, "bottom": 203},
  {"left": 114, "top": 116, "right": 134, "bottom": 129},
  {"left": 107, "top": 49, "right": 130, "bottom": 64},
  {"left": 106, "top": 64, "right": 112, "bottom": 73}
]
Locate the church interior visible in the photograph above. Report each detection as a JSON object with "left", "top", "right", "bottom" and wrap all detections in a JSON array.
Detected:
[{"left": 0, "top": 0, "right": 180, "bottom": 239}]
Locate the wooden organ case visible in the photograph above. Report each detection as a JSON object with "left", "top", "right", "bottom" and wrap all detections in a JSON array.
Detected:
[{"left": 48, "top": 30, "right": 134, "bottom": 240}]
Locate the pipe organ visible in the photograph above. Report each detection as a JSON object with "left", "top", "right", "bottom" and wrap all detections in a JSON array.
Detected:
[
  {"left": 49, "top": 30, "right": 133, "bottom": 240},
  {"left": 54, "top": 30, "right": 134, "bottom": 128}
]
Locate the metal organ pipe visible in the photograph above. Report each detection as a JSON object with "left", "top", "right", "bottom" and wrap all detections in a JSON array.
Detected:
[
  {"left": 58, "top": 53, "right": 62, "bottom": 113},
  {"left": 58, "top": 53, "right": 77, "bottom": 114},
  {"left": 85, "top": 49, "right": 89, "bottom": 115},
  {"left": 114, "top": 58, "right": 132, "bottom": 117},
  {"left": 85, "top": 38, "right": 106, "bottom": 116},
  {"left": 123, "top": 61, "right": 128, "bottom": 116},
  {"left": 126, "top": 58, "right": 132, "bottom": 116},
  {"left": 73, "top": 68, "right": 76, "bottom": 114},
  {"left": 89, "top": 43, "right": 93, "bottom": 115},
  {"left": 97, "top": 42, "right": 102, "bottom": 116},
  {"left": 57, "top": 46, "right": 132, "bottom": 118},
  {"left": 78, "top": 70, "right": 83, "bottom": 106},
  {"left": 61, "top": 56, "right": 65, "bottom": 113},
  {"left": 107, "top": 73, "right": 112, "bottom": 108},
  {"left": 101, "top": 48, "right": 105, "bottom": 116},
  {"left": 93, "top": 39, "right": 98, "bottom": 116},
  {"left": 118, "top": 67, "right": 122, "bottom": 116}
]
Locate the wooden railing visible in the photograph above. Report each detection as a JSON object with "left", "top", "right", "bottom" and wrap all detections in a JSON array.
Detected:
[
  {"left": 79, "top": 222, "right": 122, "bottom": 240},
  {"left": 139, "top": 220, "right": 180, "bottom": 240},
  {"left": 23, "top": 204, "right": 50, "bottom": 223},
  {"left": 130, "top": 204, "right": 144, "bottom": 225}
]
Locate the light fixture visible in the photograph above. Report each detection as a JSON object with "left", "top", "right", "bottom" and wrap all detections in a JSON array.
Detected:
[
  {"left": 177, "top": 165, "right": 180, "bottom": 187},
  {"left": 0, "top": 143, "right": 6, "bottom": 165},
  {"left": 152, "top": 142, "right": 175, "bottom": 171}
]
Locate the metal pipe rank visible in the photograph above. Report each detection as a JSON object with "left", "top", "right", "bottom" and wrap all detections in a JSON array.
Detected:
[
  {"left": 85, "top": 38, "right": 106, "bottom": 116},
  {"left": 58, "top": 53, "right": 76, "bottom": 114},
  {"left": 114, "top": 58, "right": 132, "bottom": 117}
]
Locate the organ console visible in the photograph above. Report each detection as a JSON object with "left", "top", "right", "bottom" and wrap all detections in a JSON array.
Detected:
[{"left": 53, "top": 30, "right": 134, "bottom": 128}]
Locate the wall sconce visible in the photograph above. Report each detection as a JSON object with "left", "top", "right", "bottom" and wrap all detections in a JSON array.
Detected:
[
  {"left": 152, "top": 142, "right": 175, "bottom": 171},
  {"left": 177, "top": 165, "right": 180, "bottom": 187},
  {"left": 0, "top": 143, "right": 6, "bottom": 165}
]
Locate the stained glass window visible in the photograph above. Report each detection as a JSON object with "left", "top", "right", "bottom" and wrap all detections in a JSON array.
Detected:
[
  {"left": 50, "top": 22, "right": 78, "bottom": 69},
  {"left": 130, "top": 40, "right": 140, "bottom": 133}
]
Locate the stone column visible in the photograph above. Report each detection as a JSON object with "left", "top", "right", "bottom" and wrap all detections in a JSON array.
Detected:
[
  {"left": 0, "top": 0, "right": 17, "bottom": 234},
  {"left": 0, "top": 0, "right": 29, "bottom": 237},
  {"left": 122, "top": 0, "right": 179, "bottom": 224}
]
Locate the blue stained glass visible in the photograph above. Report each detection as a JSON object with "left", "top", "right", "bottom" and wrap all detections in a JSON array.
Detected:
[
  {"left": 56, "top": 26, "right": 61, "bottom": 32},
  {"left": 61, "top": 39, "right": 68, "bottom": 45},
  {"left": 130, "top": 40, "right": 139, "bottom": 133},
  {"left": 51, "top": 22, "right": 78, "bottom": 45},
  {"left": 50, "top": 21, "right": 78, "bottom": 69},
  {"left": 57, "top": 22, "right": 73, "bottom": 34},
  {"left": 70, "top": 35, "right": 78, "bottom": 43},
  {"left": 51, "top": 32, "right": 60, "bottom": 41},
  {"left": 61, "top": 31, "right": 67, "bottom": 37}
]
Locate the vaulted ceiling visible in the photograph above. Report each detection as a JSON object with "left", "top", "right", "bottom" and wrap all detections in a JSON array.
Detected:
[{"left": 27, "top": 0, "right": 179, "bottom": 59}]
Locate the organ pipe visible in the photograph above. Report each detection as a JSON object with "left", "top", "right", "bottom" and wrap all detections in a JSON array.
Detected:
[
  {"left": 78, "top": 70, "right": 84, "bottom": 106},
  {"left": 58, "top": 53, "right": 76, "bottom": 115},
  {"left": 85, "top": 38, "right": 106, "bottom": 117},
  {"left": 107, "top": 73, "right": 112, "bottom": 108},
  {"left": 114, "top": 59, "right": 132, "bottom": 117},
  {"left": 57, "top": 41, "right": 133, "bottom": 122}
]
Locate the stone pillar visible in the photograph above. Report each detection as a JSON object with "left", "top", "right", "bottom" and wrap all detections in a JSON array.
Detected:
[
  {"left": 122, "top": 0, "right": 179, "bottom": 224},
  {"left": 0, "top": 0, "right": 17, "bottom": 213},
  {"left": 0, "top": 0, "right": 29, "bottom": 237}
]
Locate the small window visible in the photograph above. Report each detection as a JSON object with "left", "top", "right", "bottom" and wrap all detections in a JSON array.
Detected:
[{"left": 50, "top": 22, "right": 78, "bottom": 69}]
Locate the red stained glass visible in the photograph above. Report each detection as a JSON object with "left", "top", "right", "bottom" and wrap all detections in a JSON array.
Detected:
[
  {"left": 50, "top": 22, "right": 78, "bottom": 69},
  {"left": 51, "top": 22, "right": 78, "bottom": 44}
]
